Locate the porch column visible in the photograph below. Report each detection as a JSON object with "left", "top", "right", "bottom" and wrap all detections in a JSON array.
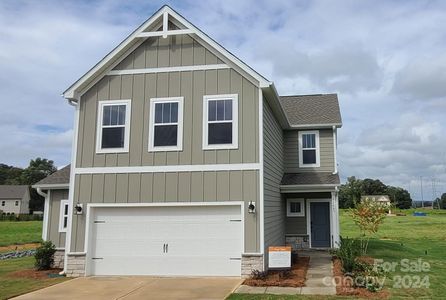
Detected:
[{"left": 331, "top": 191, "right": 340, "bottom": 248}]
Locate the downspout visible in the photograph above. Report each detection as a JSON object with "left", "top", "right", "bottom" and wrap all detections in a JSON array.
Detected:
[
  {"left": 36, "top": 187, "right": 49, "bottom": 243},
  {"left": 36, "top": 187, "right": 47, "bottom": 198}
]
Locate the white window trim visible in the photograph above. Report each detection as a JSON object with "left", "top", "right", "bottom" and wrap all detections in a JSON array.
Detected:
[
  {"left": 95, "top": 99, "right": 131, "bottom": 154},
  {"left": 287, "top": 198, "right": 305, "bottom": 217},
  {"left": 298, "top": 130, "right": 320, "bottom": 168},
  {"left": 59, "top": 200, "right": 69, "bottom": 233},
  {"left": 148, "top": 97, "right": 184, "bottom": 152},
  {"left": 202, "top": 94, "right": 238, "bottom": 150}
]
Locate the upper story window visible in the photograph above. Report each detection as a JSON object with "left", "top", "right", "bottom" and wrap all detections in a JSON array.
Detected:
[
  {"left": 203, "top": 94, "right": 238, "bottom": 150},
  {"left": 1, "top": 201, "right": 4, "bottom": 206},
  {"left": 298, "top": 130, "right": 320, "bottom": 168},
  {"left": 149, "top": 97, "right": 184, "bottom": 151},
  {"left": 96, "top": 100, "right": 131, "bottom": 153},
  {"left": 15, "top": 201, "right": 19, "bottom": 206},
  {"left": 59, "top": 200, "right": 69, "bottom": 233}
]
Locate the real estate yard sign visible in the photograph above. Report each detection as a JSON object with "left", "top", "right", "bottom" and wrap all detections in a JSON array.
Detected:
[{"left": 268, "top": 246, "right": 291, "bottom": 269}]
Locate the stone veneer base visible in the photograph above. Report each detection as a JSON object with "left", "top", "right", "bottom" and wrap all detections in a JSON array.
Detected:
[
  {"left": 241, "top": 254, "right": 264, "bottom": 278},
  {"left": 66, "top": 253, "right": 86, "bottom": 277}
]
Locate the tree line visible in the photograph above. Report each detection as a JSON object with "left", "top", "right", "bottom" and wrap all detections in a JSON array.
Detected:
[
  {"left": 339, "top": 176, "right": 412, "bottom": 209},
  {"left": 0, "top": 158, "right": 57, "bottom": 212}
]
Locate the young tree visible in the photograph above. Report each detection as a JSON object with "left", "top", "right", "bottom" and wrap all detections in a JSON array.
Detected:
[{"left": 350, "top": 198, "right": 387, "bottom": 254}]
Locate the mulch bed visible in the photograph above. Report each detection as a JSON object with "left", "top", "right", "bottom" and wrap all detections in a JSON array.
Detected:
[
  {"left": 8, "top": 268, "right": 63, "bottom": 280},
  {"left": 333, "top": 258, "right": 389, "bottom": 299},
  {"left": 0, "top": 243, "right": 40, "bottom": 253},
  {"left": 243, "top": 256, "right": 310, "bottom": 287}
]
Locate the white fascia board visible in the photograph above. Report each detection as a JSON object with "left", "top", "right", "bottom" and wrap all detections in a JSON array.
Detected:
[
  {"left": 64, "top": 5, "right": 271, "bottom": 101},
  {"left": 289, "top": 123, "right": 343, "bottom": 129},
  {"left": 136, "top": 29, "right": 194, "bottom": 37},
  {"left": 32, "top": 183, "right": 70, "bottom": 189}
]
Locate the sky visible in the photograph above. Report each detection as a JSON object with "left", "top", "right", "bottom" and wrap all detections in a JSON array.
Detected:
[{"left": 0, "top": 0, "right": 445, "bottom": 201}]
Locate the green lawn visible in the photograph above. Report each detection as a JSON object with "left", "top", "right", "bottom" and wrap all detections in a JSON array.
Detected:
[
  {"left": 0, "top": 256, "right": 69, "bottom": 300},
  {"left": 229, "top": 209, "right": 446, "bottom": 299},
  {"left": 0, "top": 221, "right": 42, "bottom": 247}
]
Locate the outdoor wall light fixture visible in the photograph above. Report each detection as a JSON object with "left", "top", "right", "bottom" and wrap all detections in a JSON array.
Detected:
[
  {"left": 248, "top": 201, "right": 256, "bottom": 214},
  {"left": 74, "top": 203, "right": 83, "bottom": 215}
]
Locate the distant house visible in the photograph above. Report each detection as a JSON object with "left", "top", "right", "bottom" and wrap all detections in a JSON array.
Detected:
[
  {"left": 0, "top": 185, "right": 30, "bottom": 215},
  {"left": 361, "top": 195, "right": 391, "bottom": 206}
]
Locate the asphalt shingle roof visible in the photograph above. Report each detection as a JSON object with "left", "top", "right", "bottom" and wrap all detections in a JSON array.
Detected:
[
  {"left": 281, "top": 172, "right": 340, "bottom": 186},
  {"left": 0, "top": 185, "right": 29, "bottom": 199},
  {"left": 34, "top": 165, "right": 71, "bottom": 186},
  {"left": 279, "top": 94, "right": 342, "bottom": 126}
]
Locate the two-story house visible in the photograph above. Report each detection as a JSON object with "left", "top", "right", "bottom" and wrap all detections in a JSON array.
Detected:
[{"left": 33, "top": 5, "right": 342, "bottom": 278}]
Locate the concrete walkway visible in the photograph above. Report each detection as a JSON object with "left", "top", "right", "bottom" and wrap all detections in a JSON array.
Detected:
[
  {"left": 235, "top": 250, "right": 336, "bottom": 296},
  {"left": 13, "top": 276, "right": 243, "bottom": 300}
]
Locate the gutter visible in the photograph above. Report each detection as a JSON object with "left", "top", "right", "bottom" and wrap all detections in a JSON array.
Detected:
[{"left": 35, "top": 187, "right": 47, "bottom": 198}]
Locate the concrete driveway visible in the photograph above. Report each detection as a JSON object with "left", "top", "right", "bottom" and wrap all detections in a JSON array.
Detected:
[{"left": 13, "top": 276, "right": 243, "bottom": 300}]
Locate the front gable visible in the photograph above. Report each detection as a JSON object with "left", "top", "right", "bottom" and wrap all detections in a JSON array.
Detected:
[{"left": 64, "top": 5, "right": 270, "bottom": 101}]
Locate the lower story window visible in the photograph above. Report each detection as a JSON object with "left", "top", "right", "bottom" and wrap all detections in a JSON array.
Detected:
[
  {"left": 59, "top": 200, "right": 69, "bottom": 232},
  {"left": 287, "top": 199, "right": 305, "bottom": 217}
]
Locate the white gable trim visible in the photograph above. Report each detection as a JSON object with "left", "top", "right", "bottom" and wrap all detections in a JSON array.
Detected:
[
  {"left": 108, "top": 64, "right": 229, "bottom": 76},
  {"left": 63, "top": 5, "right": 270, "bottom": 101}
]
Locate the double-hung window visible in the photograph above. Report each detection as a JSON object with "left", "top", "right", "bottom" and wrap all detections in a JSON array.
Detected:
[
  {"left": 203, "top": 94, "right": 238, "bottom": 150},
  {"left": 149, "top": 97, "right": 183, "bottom": 151},
  {"left": 59, "top": 200, "right": 69, "bottom": 233},
  {"left": 298, "top": 130, "right": 320, "bottom": 167},
  {"left": 96, "top": 100, "right": 131, "bottom": 153}
]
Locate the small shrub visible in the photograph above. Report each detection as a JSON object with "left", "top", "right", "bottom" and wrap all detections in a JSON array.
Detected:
[
  {"left": 34, "top": 241, "right": 56, "bottom": 270},
  {"left": 279, "top": 269, "right": 292, "bottom": 279},
  {"left": 251, "top": 269, "right": 268, "bottom": 280},
  {"left": 332, "top": 236, "right": 361, "bottom": 273}
]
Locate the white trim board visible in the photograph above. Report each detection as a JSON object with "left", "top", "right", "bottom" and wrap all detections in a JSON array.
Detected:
[
  {"left": 32, "top": 183, "right": 69, "bottom": 189},
  {"left": 108, "top": 64, "right": 229, "bottom": 76},
  {"left": 74, "top": 163, "right": 260, "bottom": 174}
]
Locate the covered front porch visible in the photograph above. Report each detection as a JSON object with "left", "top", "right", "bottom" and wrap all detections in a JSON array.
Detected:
[{"left": 280, "top": 173, "right": 340, "bottom": 249}]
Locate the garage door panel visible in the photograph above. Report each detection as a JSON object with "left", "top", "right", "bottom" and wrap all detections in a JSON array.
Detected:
[{"left": 89, "top": 205, "right": 242, "bottom": 276}]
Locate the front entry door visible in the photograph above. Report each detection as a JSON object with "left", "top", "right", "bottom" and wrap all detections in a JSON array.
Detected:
[{"left": 310, "top": 202, "right": 331, "bottom": 247}]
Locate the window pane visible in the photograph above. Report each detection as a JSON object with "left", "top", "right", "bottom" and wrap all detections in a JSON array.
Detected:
[
  {"left": 110, "top": 106, "right": 119, "bottom": 125},
  {"left": 155, "top": 103, "right": 163, "bottom": 123},
  {"left": 64, "top": 204, "right": 68, "bottom": 215},
  {"left": 117, "top": 105, "right": 126, "bottom": 125},
  {"left": 302, "top": 134, "right": 315, "bottom": 149},
  {"left": 208, "top": 122, "right": 232, "bottom": 144},
  {"left": 154, "top": 125, "right": 178, "bottom": 146},
  {"left": 302, "top": 149, "right": 316, "bottom": 164},
  {"left": 224, "top": 100, "right": 232, "bottom": 120},
  {"left": 103, "top": 106, "right": 112, "bottom": 125},
  {"left": 162, "top": 103, "right": 171, "bottom": 123},
  {"left": 290, "top": 202, "right": 301, "bottom": 213},
  {"left": 216, "top": 100, "right": 225, "bottom": 121},
  {"left": 102, "top": 127, "right": 125, "bottom": 148},
  {"left": 63, "top": 217, "right": 67, "bottom": 228},
  {"left": 170, "top": 102, "right": 178, "bottom": 123},
  {"left": 208, "top": 100, "right": 217, "bottom": 121}
]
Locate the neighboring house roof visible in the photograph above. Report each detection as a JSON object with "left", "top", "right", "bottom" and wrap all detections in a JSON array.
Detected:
[
  {"left": 33, "top": 165, "right": 71, "bottom": 187},
  {"left": 281, "top": 172, "right": 340, "bottom": 186},
  {"left": 361, "top": 195, "right": 391, "bottom": 202},
  {"left": 279, "top": 94, "right": 342, "bottom": 128},
  {"left": 0, "top": 185, "right": 29, "bottom": 199}
]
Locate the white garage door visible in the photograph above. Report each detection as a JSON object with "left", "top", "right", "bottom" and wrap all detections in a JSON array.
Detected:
[{"left": 88, "top": 205, "right": 242, "bottom": 276}]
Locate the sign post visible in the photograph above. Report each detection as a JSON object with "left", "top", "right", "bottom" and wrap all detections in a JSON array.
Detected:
[{"left": 268, "top": 246, "right": 291, "bottom": 269}]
